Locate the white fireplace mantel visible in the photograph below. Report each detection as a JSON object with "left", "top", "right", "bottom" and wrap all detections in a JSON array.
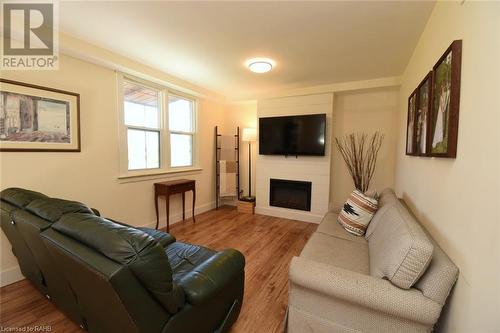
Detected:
[{"left": 255, "top": 93, "right": 333, "bottom": 223}]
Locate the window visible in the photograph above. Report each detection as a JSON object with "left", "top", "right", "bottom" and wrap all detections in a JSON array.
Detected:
[
  {"left": 123, "top": 81, "right": 161, "bottom": 170},
  {"left": 119, "top": 75, "right": 198, "bottom": 177},
  {"left": 169, "top": 95, "right": 194, "bottom": 167}
]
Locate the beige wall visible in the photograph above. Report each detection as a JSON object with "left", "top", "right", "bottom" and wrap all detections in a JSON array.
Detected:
[
  {"left": 223, "top": 101, "right": 257, "bottom": 200},
  {"left": 330, "top": 87, "right": 399, "bottom": 209},
  {"left": 0, "top": 54, "right": 226, "bottom": 285},
  {"left": 394, "top": 2, "right": 500, "bottom": 332}
]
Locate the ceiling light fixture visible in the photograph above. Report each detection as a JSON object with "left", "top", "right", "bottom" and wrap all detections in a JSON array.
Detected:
[{"left": 246, "top": 58, "right": 274, "bottom": 73}]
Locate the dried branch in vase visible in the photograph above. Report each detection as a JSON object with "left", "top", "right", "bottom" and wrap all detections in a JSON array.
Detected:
[{"left": 335, "top": 132, "right": 384, "bottom": 194}]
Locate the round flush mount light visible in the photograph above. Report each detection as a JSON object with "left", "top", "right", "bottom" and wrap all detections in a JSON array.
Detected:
[{"left": 246, "top": 58, "right": 275, "bottom": 73}]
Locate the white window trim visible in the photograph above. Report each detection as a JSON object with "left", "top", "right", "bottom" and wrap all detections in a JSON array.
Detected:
[{"left": 117, "top": 73, "right": 200, "bottom": 179}]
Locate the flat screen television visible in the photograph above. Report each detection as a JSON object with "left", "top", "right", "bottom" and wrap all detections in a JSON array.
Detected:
[{"left": 259, "top": 114, "right": 326, "bottom": 156}]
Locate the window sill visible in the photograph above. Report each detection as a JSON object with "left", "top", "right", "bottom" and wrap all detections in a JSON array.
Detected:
[{"left": 118, "top": 167, "right": 202, "bottom": 183}]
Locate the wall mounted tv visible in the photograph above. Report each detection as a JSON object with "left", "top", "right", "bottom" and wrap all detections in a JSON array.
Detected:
[{"left": 259, "top": 114, "right": 326, "bottom": 156}]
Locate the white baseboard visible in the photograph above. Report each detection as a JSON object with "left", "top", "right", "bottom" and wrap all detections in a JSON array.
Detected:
[
  {"left": 1, "top": 265, "right": 24, "bottom": 287},
  {"left": 219, "top": 198, "right": 237, "bottom": 206},
  {"left": 255, "top": 206, "right": 323, "bottom": 224},
  {"left": 0, "top": 201, "right": 216, "bottom": 288}
]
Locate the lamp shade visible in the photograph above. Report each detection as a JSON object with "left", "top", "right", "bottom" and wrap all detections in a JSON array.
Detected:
[{"left": 242, "top": 128, "right": 256, "bottom": 142}]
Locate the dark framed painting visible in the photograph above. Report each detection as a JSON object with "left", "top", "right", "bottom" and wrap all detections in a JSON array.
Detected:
[
  {"left": 406, "top": 89, "right": 417, "bottom": 156},
  {"left": 415, "top": 72, "right": 433, "bottom": 156},
  {"left": 0, "top": 79, "right": 81, "bottom": 152},
  {"left": 429, "top": 40, "right": 462, "bottom": 158}
]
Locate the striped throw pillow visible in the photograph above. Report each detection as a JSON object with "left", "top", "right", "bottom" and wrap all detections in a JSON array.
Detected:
[{"left": 338, "top": 190, "right": 378, "bottom": 236}]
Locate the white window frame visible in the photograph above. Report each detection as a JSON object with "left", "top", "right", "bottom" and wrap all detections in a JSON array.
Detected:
[{"left": 117, "top": 73, "right": 199, "bottom": 179}]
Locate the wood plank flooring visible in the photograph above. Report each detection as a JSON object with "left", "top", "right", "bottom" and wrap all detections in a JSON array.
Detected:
[{"left": 0, "top": 206, "right": 317, "bottom": 333}]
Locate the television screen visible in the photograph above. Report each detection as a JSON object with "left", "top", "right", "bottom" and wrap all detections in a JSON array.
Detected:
[{"left": 259, "top": 114, "right": 326, "bottom": 156}]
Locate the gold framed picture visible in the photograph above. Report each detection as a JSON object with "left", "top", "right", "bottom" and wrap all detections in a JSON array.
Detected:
[{"left": 0, "top": 79, "right": 80, "bottom": 152}]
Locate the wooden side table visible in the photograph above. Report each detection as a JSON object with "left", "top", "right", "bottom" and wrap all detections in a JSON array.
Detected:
[{"left": 154, "top": 179, "right": 196, "bottom": 231}]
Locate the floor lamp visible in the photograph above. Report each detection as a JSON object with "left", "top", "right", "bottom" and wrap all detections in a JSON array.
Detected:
[{"left": 241, "top": 128, "right": 256, "bottom": 202}]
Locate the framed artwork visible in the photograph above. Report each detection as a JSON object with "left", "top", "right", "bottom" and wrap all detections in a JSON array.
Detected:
[
  {"left": 415, "top": 72, "right": 432, "bottom": 156},
  {"left": 406, "top": 89, "right": 417, "bottom": 155},
  {"left": 429, "top": 40, "right": 462, "bottom": 158},
  {"left": 0, "top": 79, "right": 80, "bottom": 152}
]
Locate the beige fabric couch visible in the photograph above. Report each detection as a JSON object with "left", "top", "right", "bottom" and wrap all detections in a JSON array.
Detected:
[{"left": 287, "top": 188, "right": 458, "bottom": 333}]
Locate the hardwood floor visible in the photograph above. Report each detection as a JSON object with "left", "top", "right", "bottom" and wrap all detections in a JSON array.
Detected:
[{"left": 0, "top": 206, "right": 317, "bottom": 333}]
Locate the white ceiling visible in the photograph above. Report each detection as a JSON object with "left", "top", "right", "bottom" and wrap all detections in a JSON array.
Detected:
[{"left": 59, "top": 1, "right": 435, "bottom": 100}]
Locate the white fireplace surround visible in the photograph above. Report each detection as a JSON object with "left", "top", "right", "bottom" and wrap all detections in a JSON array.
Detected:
[{"left": 255, "top": 93, "right": 333, "bottom": 223}]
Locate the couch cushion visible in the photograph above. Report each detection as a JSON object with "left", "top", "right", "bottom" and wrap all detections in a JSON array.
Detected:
[
  {"left": 26, "top": 198, "right": 95, "bottom": 222},
  {"left": 377, "top": 188, "right": 399, "bottom": 207},
  {"left": 365, "top": 188, "right": 399, "bottom": 239},
  {"left": 413, "top": 238, "right": 458, "bottom": 305},
  {"left": 338, "top": 190, "right": 378, "bottom": 236},
  {"left": 300, "top": 233, "right": 369, "bottom": 275},
  {"left": 368, "top": 202, "right": 433, "bottom": 289},
  {"left": 52, "top": 213, "right": 184, "bottom": 314},
  {"left": 397, "top": 201, "right": 459, "bottom": 305},
  {"left": 165, "top": 242, "right": 216, "bottom": 282},
  {"left": 0, "top": 188, "right": 48, "bottom": 208},
  {"left": 317, "top": 212, "right": 367, "bottom": 244},
  {"left": 0, "top": 200, "right": 18, "bottom": 216}
]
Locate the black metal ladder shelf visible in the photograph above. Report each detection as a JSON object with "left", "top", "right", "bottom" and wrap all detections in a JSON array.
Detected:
[{"left": 215, "top": 126, "right": 240, "bottom": 209}]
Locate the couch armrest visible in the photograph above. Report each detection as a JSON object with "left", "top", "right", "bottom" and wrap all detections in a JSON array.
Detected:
[
  {"left": 178, "top": 249, "right": 245, "bottom": 305},
  {"left": 289, "top": 256, "right": 441, "bottom": 326}
]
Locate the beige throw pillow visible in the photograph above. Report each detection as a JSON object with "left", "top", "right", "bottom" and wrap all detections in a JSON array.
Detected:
[{"left": 338, "top": 190, "right": 378, "bottom": 236}]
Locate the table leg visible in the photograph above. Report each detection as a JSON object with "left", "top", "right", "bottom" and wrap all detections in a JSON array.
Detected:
[
  {"left": 154, "top": 193, "right": 159, "bottom": 230},
  {"left": 192, "top": 188, "right": 196, "bottom": 223},
  {"left": 166, "top": 194, "right": 170, "bottom": 232},
  {"left": 182, "top": 192, "right": 185, "bottom": 221}
]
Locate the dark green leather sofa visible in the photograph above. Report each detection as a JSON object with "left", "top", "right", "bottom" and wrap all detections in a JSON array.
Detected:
[{"left": 0, "top": 188, "right": 245, "bottom": 333}]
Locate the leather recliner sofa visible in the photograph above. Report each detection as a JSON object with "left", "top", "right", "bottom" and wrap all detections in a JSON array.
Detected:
[{"left": 0, "top": 188, "right": 245, "bottom": 333}]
